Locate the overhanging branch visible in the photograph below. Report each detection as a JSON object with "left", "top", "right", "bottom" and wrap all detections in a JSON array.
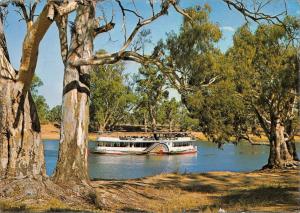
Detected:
[{"left": 222, "top": 0, "right": 286, "bottom": 25}]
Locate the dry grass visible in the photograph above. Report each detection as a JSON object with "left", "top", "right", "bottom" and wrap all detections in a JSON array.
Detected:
[
  {"left": 91, "top": 169, "right": 300, "bottom": 212},
  {"left": 0, "top": 170, "right": 299, "bottom": 212}
]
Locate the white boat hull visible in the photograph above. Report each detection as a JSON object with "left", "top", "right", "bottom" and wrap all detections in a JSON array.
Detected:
[{"left": 92, "top": 136, "right": 197, "bottom": 155}]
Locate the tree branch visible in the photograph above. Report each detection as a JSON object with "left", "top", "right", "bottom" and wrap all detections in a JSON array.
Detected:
[
  {"left": 94, "top": 21, "right": 115, "bottom": 37},
  {"left": 16, "top": 1, "right": 79, "bottom": 94},
  {"left": 252, "top": 104, "right": 271, "bottom": 139},
  {"left": 222, "top": 0, "right": 286, "bottom": 25},
  {"left": 115, "top": 0, "right": 143, "bottom": 19},
  {"left": 170, "top": 0, "right": 192, "bottom": 21},
  {"left": 119, "top": 2, "right": 170, "bottom": 53}
]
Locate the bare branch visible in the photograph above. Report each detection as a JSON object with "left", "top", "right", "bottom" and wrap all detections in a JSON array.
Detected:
[
  {"left": 94, "top": 21, "right": 115, "bottom": 37},
  {"left": 223, "top": 0, "right": 286, "bottom": 25},
  {"left": 148, "top": 0, "right": 155, "bottom": 16},
  {"left": 170, "top": 0, "right": 192, "bottom": 21},
  {"left": 115, "top": 0, "right": 143, "bottom": 19},
  {"left": 29, "top": 0, "right": 39, "bottom": 21},
  {"left": 14, "top": 0, "right": 30, "bottom": 25},
  {"left": 119, "top": 2, "right": 170, "bottom": 53},
  {"left": 252, "top": 104, "right": 271, "bottom": 139},
  {"left": 16, "top": 1, "right": 79, "bottom": 93}
]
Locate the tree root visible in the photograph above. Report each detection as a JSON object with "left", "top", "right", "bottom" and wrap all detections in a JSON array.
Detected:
[
  {"left": 261, "top": 160, "right": 300, "bottom": 170},
  {"left": 0, "top": 177, "right": 103, "bottom": 212}
]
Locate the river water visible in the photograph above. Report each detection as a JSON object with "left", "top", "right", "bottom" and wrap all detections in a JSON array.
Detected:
[{"left": 44, "top": 140, "right": 300, "bottom": 180}]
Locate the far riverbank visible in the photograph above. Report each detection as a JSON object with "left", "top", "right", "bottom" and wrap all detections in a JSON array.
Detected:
[{"left": 41, "top": 124, "right": 300, "bottom": 143}]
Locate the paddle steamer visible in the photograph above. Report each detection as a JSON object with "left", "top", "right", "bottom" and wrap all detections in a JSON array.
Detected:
[{"left": 93, "top": 132, "right": 197, "bottom": 155}]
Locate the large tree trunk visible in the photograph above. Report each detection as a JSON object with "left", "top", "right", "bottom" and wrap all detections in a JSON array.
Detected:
[
  {"left": 0, "top": 12, "right": 45, "bottom": 179},
  {"left": 0, "top": 47, "right": 45, "bottom": 180},
  {"left": 53, "top": 2, "right": 95, "bottom": 185},
  {"left": 263, "top": 119, "right": 299, "bottom": 169}
]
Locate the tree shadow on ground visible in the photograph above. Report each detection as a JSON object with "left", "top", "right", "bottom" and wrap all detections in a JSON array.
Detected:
[
  {"left": 120, "top": 207, "right": 149, "bottom": 212},
  {"left": 179, "top": 181, "right": 218, "bottom": 193},
  {"left": 148, "top": 178, "right": 220, "bottom": 193},
  {"left": 220, "top": 185, "right": 299, "bottom": 207}
]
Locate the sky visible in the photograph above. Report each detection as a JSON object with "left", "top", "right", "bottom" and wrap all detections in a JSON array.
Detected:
[{"left": 3, "top": 0, "right": 300, "bottom": 107}]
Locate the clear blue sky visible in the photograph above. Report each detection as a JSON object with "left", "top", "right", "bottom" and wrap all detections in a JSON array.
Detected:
[{"left": 4, "top": 0, "right": 300, "bottom": 107}]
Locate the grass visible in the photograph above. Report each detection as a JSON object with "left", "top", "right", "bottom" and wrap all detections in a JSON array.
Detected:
[
  {"left": 0, "top": 201, "right": 27, "bottom": 212},
  {"left": 91, "top": 169, "right": 300, "bottom": 212},
  {"left": 0, "top": 170, "right": 299, "bottom": 212}
]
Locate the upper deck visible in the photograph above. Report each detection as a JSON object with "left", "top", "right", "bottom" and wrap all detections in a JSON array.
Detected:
[{"left": 96, "top": 132, "right": 195, "bottom": 143}]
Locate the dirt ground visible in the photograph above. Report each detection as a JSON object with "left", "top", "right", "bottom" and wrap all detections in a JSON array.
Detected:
[{"left": 0, "top": 169, "right": 299, "bottom": 212}]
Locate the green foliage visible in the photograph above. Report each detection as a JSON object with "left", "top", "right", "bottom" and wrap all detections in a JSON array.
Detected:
[
  {"left": 47, "top": 105, "right": 62, "bottom": 123},
  {"left": 158, "top": 98, "right": 180, "bottom": 130},
  {"left": 227, "top": 19, "right": 299, "bottom": 139},
  {"left": 34, "top": 95, "right": 49, "bottom": 124},
  {"left": 162, "top": 4, "right": 299, "bottom": 144},
  {"left": 178, "top": 107, "right": 199, "bottom": 131},
  {"left": 161, "top": 5, "right": 239, "bottom": 142},
  {"left": 30, "top": 75, "right": 49, "bottom": 124},
  {"left": 163, "top": 5, "right": 223, "bottom": 92},
  {"left": 31, "top": 75, "right": 43, "bottom": 97},
  {"left": 90, "top": 60, "right": 136, "bottom": 131},
  {"left": 135, "top": 65, "right": 168, "bottom": 131},
  {"left": 172, "top": 12, "right": 299, "bottom": 144}
]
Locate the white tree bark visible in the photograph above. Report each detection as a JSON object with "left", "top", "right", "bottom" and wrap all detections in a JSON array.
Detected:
[{"left": 54, "top": 2, "right": 95, "bottom": 185}]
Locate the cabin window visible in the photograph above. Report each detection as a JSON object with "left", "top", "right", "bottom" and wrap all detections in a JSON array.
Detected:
[
  {"left": 173, "top": 142, "right": 190, "bottom": 147},
  {"left": 105, "top": 142, "right": 111, "bottom": 147}
]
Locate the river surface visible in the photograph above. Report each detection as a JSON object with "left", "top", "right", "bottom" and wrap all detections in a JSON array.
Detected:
[{"left": 44, "top": 140, "right": 300, "bottom": 180}]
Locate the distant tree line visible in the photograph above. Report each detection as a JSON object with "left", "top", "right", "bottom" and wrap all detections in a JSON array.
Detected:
[
  {"left": 32, "top": 64, "right": 198, "bottom": 132},
  {"left": 89, "top": 60, "right": 199, "bottom": 132}
]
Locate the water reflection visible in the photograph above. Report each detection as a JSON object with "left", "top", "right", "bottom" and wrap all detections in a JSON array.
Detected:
[
  {"left": 43, "top": 140, "right": 300, "bottom": 180},
  {"left": 88, "top": 152, "right": 198, "bottom": 179}
]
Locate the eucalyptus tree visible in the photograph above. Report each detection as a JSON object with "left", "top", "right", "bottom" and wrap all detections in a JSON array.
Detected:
[
  {"left": 167, "top": 16, "right": 299, "bottom": 168},
  {"left": 135, "top": 65, "right": 168, "bottom": 132},
  {"left": 178, "top": 107, "right": 199, "bottom": 131},
  {"left": 157, "top": 5, "right": 231, "bottom": 139},
  {"left": 0, "top": 0, "right": 291, "bottom": 195},
  {"left": 159, "top": 98, "right": 180, "bottom": 132},
  {"left": 131, "top": 100, "right": 149, "bottom": 132},
  {"left": 52, "top": 0, "right": 294, "bottom": 185},
  {"left": 90, "top": 62, "right": 135, "bottom": 132},
  {"left": 156, "top": 3, "right": 300, "bottom": 169},
  {"left": 53, "top": 0, "right": 192, "bottom": 185},
  {"left": 47, "top": 105, "right": 62, "bottom": 123},
  {"left": 0, "top": 0, "right": 78, "bottom": 179},
  {"left": 227, "top": 21, "right": 299, "bottom": 169}
]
